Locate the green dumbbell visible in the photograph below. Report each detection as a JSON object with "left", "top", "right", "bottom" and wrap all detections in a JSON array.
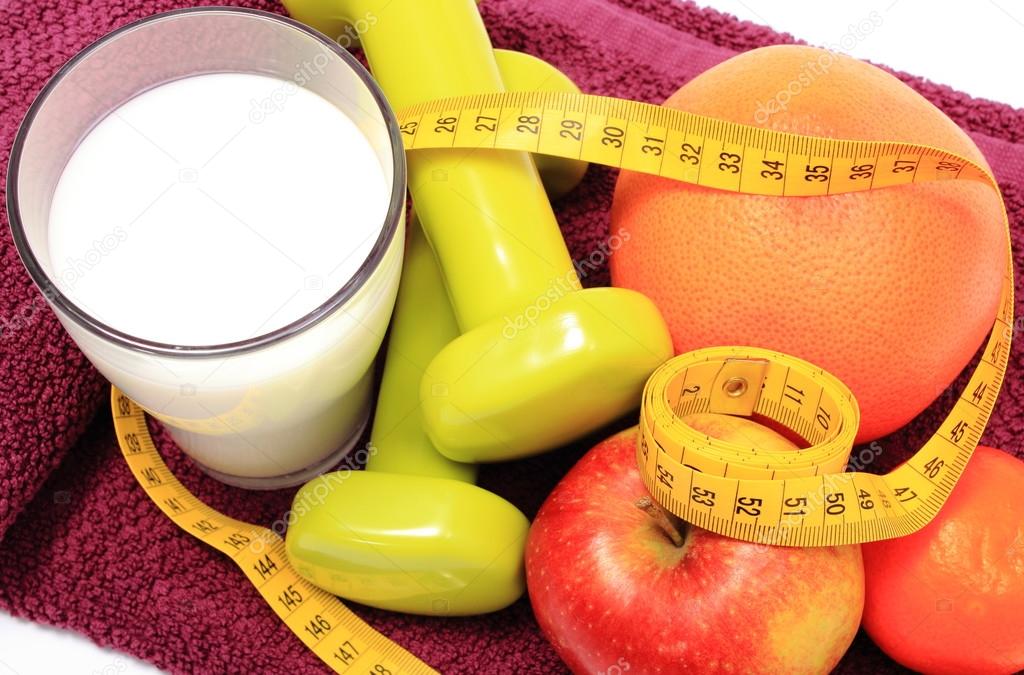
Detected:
[
  {"left": 286, "top": 50, "right": 589, "bottom": 616},
  {"left": 366, "top": 48, "right": 587, "bottom": 481},
  {"left": 285, "top": 0, "right": 672, "bottom": 464}
]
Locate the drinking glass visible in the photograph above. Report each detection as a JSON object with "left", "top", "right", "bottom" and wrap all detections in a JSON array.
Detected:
[{"left": 7, "top": 8, "right": 406, "bottom": 488}]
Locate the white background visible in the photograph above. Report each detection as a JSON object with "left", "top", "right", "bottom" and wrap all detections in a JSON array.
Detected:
[{"left": 1, "top": 1, "right": 1021, "bottom": 673}]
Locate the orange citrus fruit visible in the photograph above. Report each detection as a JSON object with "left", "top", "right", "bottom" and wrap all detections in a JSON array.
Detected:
[
  {"left": 861, "top": 446, "right": 1024, "bottom": 674},
  {"left": 610, "top": 45, "right": 1004, "bottom": 441}
]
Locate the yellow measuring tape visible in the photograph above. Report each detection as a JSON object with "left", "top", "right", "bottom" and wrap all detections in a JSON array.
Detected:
[
  {"left": 395, "top": 91, "right": 1014, "bottom": 548},
  {"left": 111, "top": 389, "right": 438, "bottom": 675},
  {"left": 113, "top": 91, "right": 1013, "bottom": 669}
]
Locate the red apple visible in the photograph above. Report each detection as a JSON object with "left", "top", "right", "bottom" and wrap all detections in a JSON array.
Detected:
[{"left": 526, "top": 417, "right": 864, "bottom": 674}]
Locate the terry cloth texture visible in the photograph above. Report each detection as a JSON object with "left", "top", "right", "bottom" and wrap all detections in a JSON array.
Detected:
[{"left": 1, "top": 0, "right": 1023, "bottom": 673}]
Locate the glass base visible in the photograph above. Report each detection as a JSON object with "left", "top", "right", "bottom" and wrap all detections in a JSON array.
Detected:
[{"left": 191, "top": 407, "right": 371, "bottom": 490}]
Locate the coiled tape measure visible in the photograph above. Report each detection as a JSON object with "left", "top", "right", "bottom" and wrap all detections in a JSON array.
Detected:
[{"left": 114, "top": 91, "right": 1014, "bottom": 672}]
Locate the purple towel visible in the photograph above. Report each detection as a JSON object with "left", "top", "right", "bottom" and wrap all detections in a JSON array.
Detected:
[{"left": 1, "top": 0, "right": 1022, "bottom": 672}]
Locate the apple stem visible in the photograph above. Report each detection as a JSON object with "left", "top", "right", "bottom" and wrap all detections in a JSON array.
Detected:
[{"left": 635, "top": 496, "right": 685, "bottom": 547}]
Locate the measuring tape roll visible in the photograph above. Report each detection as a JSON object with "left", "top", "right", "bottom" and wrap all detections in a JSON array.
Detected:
[
  {"left": 636, "top": 335, "right": 1010, "bottom": 548},
  {"left": 639, "top": 348, "right": 871, "bottom": 546},
  {"left": 637, "top": 336, "right": 1008, "bottom": 547},
  {"left": 113, "top": 90, "right": 1014, "bottom": 670},
  {"left": 395, "top": 91, "right": 1014, "bottom": 547}
]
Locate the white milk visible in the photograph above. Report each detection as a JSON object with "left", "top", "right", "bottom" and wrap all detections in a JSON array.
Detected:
[
  {"left": 46, "top": 73, "right": 403, "bottom": 485},
  {"left": 49, "top": 73, "right": 388, "bottom": 345}
]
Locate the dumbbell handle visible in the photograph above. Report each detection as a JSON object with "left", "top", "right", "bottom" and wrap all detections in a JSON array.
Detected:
[
  {"left": 287, "top": 0, "right": 577, "bottom": 331},
  {"left": 366, "top": 216, "right": 474, "bottom": 481}
]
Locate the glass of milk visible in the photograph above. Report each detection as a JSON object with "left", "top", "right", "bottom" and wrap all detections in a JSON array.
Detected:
[{"left": 8, "top": 8, "right": 406, "bottom": 488}]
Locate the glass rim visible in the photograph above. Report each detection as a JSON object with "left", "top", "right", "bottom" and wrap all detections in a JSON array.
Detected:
[{"left": 6, "top": 6, "right": 407, "bottom": 358}]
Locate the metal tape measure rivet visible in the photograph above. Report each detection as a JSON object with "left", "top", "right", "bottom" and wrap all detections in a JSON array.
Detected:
[{"left": 723, "top": 377, "right": 747, "bottom": 398}]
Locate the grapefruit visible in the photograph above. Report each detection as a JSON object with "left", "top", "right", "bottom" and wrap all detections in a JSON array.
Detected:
[
  {"left": 862, "top": 446, "right": 1024, "bottom": 674},
  {"left": 610, "top": 45, "right": 1004, "bottom": 441}
]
